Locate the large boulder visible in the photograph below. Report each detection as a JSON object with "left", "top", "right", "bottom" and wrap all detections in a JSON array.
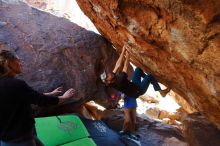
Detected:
[
  {"left": 76, "top": 0, "right": 220, "bottom": 129},
  {"left": 0, "top": 0, "right": 118, "bottom": 115}
]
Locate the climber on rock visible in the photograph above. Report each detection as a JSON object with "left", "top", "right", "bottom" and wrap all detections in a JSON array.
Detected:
[{"left": 101, "top": 45, "right": 170, "bottom": 99}]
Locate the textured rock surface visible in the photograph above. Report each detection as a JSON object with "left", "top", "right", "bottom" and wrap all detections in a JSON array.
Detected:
[
  {"left": 76, "top": 0, "right": 220, "bottom": 128},
  {"left": 170, "top": 91, "right": 197, "bottom": 113},
  {"left": 0, "top": 1, "right": 119, "bottom": 114},
  {"left": 104, "top": 109, "right": 187, "bottom": 146},
  {"left": 182, "top": 113, "right": 220, "bottom": 146}
]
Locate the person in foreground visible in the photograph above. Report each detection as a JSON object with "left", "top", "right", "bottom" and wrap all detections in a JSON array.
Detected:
[{"left": 0, "top": 50, "right": 76, "bottom": 146}]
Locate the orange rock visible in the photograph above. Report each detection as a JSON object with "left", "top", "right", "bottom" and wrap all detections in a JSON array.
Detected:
[{"left": 76, "top": 0, "right": 220, "bottom": 129}]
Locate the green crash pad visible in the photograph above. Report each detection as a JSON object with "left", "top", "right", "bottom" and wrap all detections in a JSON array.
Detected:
[
  {"left": 35, "top": 115, "right": 96, "bottom": 146},
  {"left": 61, "top": 138, "right": 96, "bottom": 146}
]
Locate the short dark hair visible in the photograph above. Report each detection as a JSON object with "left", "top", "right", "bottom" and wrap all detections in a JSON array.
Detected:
[
  {"left": 0, "top": 50, "right": 17, "bottom": 77},
  {"left": 0, "top": 50, "right": 17, "bottom": 60}
]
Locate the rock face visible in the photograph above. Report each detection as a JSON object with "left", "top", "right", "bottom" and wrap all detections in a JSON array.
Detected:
[
  {"left": 182, "top": 113, "right": 220, "bottom": 146},
  {"left": 170, "top": 91, "right": 197, "bottom": 113},
  {"left": 0, "top": 1, "right": 119, "bottom": 114},
  {"left": 76, "top": 0, "right": 220, "bottom": 129}
]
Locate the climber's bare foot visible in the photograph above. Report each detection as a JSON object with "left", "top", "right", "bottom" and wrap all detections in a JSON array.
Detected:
[{"left": 159, "top": 88, "right": 171, "bottom": 97}]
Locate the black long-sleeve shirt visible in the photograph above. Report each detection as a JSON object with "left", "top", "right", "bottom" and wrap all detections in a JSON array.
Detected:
[
  {"left": 109, "top": 72, "right": 142, "bottom": 98},
  {"left": 0, "top": 76, "right": 59, "bottom": 141}
]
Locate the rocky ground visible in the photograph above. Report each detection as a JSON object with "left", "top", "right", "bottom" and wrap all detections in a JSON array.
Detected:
[
  {"left": 79, "top": 94, "right": 220, "bottom": 146},
  {"left": 77, "top": 100, "right": 188, "bottom": 146}
]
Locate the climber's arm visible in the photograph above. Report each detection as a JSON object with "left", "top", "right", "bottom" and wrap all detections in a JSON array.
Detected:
[
  {"left": 122, "top": 51, "right": 130, "bottom": 73},
  {"left": 112, "top": 46, "right": 126, "bottom": 73}
]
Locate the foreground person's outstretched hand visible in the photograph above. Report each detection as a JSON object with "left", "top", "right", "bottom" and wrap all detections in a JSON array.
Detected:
[
  {"left": 58, "top": 88, "right": 76, "bottom": 104},
  {"left": 50, "top": 87, "right": 63, "bottom": 95},
  {"left": 44, "top": 86, "right": 63, "bottom": 96}
]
